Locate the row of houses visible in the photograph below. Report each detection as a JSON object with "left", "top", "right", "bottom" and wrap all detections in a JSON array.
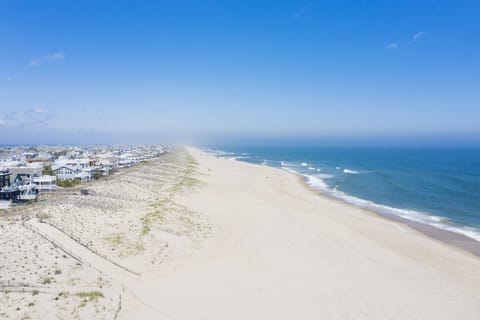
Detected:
[
  {"left": 0, "top": 145, "right": 170, "bottom": 201},
  {"left": 51, "top": 150, "right": 162, "bottom": 182}
]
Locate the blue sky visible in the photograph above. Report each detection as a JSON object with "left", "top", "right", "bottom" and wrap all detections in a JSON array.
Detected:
[{"left": 1, "top": 0, "right": 480, "bottom": 145}]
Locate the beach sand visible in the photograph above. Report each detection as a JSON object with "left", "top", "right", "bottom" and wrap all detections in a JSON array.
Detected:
[
  {"left": 2, "top": 147, "right": 480, "bottom": 319},
  {"left": 120, "top": 147, "right": 480, "bottom": 319}
]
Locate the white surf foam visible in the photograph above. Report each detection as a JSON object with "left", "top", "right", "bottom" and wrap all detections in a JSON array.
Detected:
[
  {"left": 282, "top": 166, "right": 300, "bottom": 175},
  {"left": 227, "top": 156, "right": 251, "bottom": 161},
  {"left": 210, "top": 149, "right": 480, "bottom": 242},
  {"left": 205, "top": 149, "right": 235, "bottom": 157},
  {"left": 302, "top": 171, "right": 480, "bottom": 242},
  {"left": 281, "top": 161, "right": 296, "bottom": 167},
  {"left": 305, "top": 175, "right": 330, "bottom": 190},
  {"left": 343, "top": 168, "right": 360, "bottom": 174}
]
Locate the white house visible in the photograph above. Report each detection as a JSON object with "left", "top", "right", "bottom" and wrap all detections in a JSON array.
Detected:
[
  {"left": 33, "top": 175, "right": 57, "bottom": 192},
  {"left": 51, "top": 158, "right": 99, "bottom": 182},
  {"left": 52, "top": 165, "right": 80, "bottom": 181}
]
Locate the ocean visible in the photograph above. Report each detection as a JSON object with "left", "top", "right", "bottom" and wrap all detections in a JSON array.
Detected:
[{"left": 207, "top": 146, "right": 480, "bottom": 241}]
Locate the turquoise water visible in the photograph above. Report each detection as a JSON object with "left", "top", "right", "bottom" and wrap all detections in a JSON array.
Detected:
[{"left": 208, "top": 146, "right": 480, "bottom": 241}]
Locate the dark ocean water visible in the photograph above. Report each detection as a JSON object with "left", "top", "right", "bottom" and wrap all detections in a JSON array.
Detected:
[{"left": 207, "top": 146, "right": 480, "bottom": 241}]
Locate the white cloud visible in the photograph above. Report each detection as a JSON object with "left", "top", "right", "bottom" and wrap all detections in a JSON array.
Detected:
[
  {"left": 413, "top": 32, "right": 425, "bottom": 40},
  {"left": 30, "top": 51, "right": 65, "bottom": 66},
  {"left": 387, "top": 43, "right": 399, "bottom": 49},
  {"left": 33, "top": 106, "right": 48, "bottom": 113},
  {"left": 0, "top": 119, "right": 5, "bottom": 126},
  {"left": 25, "top": 106, "right": 49, "bottom": 117}
]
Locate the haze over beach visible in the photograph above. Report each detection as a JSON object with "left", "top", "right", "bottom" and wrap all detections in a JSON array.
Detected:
[{"left": 1, "top": 1, "right": 480, "bottom": 320}]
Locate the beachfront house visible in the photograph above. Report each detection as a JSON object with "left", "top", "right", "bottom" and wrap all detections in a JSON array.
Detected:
[
  {"left": 33, "top": 175, "right": 57, "bottom": 192},
  {"left": 91, "top": 153, "right": 118, "bottom": 176},
  {"left": 7, "top": 166, "right": 43, "bottom": 184},
  {"left": 96, "top": 159, "right": 116, "bottom": 175},
  {"left": 52, "top": 158, "right": 101, "bottom": 182},
  {"left": 0, "top": 168, "right": 11, "bottom": 189},
  {"left": 0, "top": 169, "right": 21, "bottom": 203},
  {"left": 52, "top": 165, "right": 81, "bottom": 181}
]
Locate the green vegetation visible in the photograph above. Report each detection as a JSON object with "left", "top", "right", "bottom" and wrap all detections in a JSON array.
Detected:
[
  {"left": 103, "top": 232, "right": 144, "bottom": 257},
  {"left": 75, "top": 291, "right": 103, "bottom": 300},
  {"left": 93, "top": 172, "right": 104, "bottom": 180},
  {"left": 165, "top": 152, "right": 204, "bottom": 193},
  {"left": 56, "top": 178, "right": 81, "bottom": 188},
  {"left": 52, "top": 150, "right": 67, "bottom": 158},
  {"left": 149, "top": 198, "right": 173, "bottom": 209},
  {"left": 104, "top": 232, "right": 125, "bottom": 246},
  {"left": 168, "top": 175, "right": 203, "bottom": 193},
  {"left": 186, "top": 154, "right": 199, "bottom": 166},
  {"left": 75, "top": 291, "right": 104, "bottom": 308},
  {"left": 142, "top": 199, "right": 175, "bottom": 233},
  {"left": 41, "top": 277, "right": 51, "bottom": 284},
  {"left": 141, "top": 208, "right": 167, "bottom": 235},
  {"left": 42, "top": 165, "right": 54, "bottom": 176},
  {"left": 142, "top": 225, "right": 151, "bottom": 235}
]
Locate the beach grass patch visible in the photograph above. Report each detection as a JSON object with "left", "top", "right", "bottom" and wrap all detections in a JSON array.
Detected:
[
  {"left": 75, "top": 291, "right": 103, "bottom": 300},
  {"left": 67, "top": 291, "right": 104, "bottom": 309},
  {"left": 142, "top": 225, "right": 151, "bottom": 235},
  {"left": 103, "top": 232, "right": 145, "bottom": 257}
]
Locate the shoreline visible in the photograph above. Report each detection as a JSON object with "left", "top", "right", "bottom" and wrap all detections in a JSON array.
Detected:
[
  {"left": 208, "top": 149, "right": 480, "bottom": 258},
  {"left": 177, "top": 148, "right": 480, "bottom": 318},
  {"left": 202, "top": 148, "right": 480, "bottom": 259},
  {"left": 295, "top": 174, "right": 480, "bottom": 257}
]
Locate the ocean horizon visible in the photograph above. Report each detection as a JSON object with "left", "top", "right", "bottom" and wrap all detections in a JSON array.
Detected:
[{"left": 207, "top": 146, "right": 480, "bottom": 242}]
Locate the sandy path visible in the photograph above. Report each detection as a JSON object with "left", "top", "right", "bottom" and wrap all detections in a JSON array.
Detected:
[
  {"left": 25, "top": 218, "right": 166, "bottom": 318},
  {"left": 26, "top": 218, "right": 138, "bottom": 282}
]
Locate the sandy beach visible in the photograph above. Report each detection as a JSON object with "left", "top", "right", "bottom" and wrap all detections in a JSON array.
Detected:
[
  {"left": 120, "top": 147, "right": 480, "bottom": 319},
  {"left": 2, "top": 147, "right": 480, "bottom": 319},
  {"left": 5, "top": 1, "right": 479, "bottom": 318}
]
